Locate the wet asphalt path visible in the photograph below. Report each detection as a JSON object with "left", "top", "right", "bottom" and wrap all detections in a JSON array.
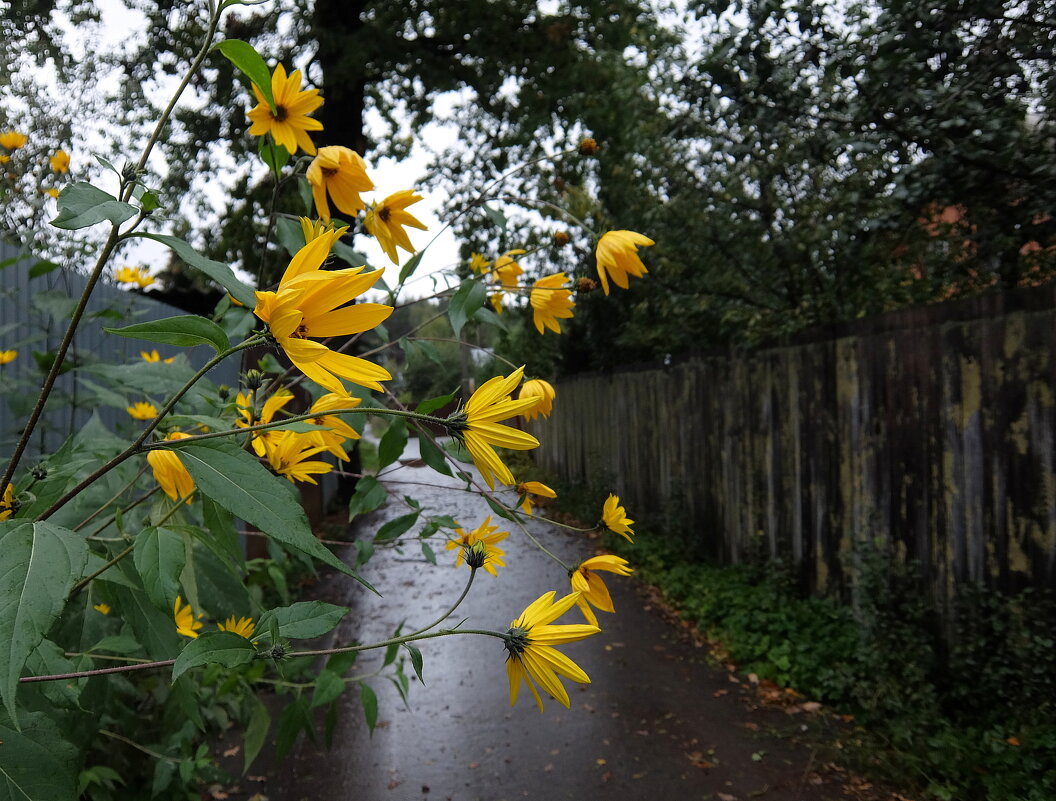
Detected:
[{"left": 253, "top": 442, "right": 862, "bottom": 801}]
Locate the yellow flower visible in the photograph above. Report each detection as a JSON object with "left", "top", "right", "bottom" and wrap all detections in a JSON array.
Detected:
[
  {"left": 140, "top": 349, "right": 175, "bottom": 364},
  {"left": 246, "top": 63, "right": 323, "bottom": 156},
  {"left": 114, "top": 265, "right": 153, "bottom": 288},
  {"left": 236, "top": 388, "right": 294, "bottom": 457},
  {"left": 0, "top": 350, "right": 17, "bottom": 365},
  {"left": 516, "top": 480, "right": 556, "bottom": 515},
  {"left": 253, "top": 230, "right": 394, "bottom": 394},
  {"left": 363, "top": 189, "right": 428, "bottom": 265},
  {"left": 445, "top": 516, "right": 509, "bottom": 576},
  {"left": 302, "top": 392, "right": 362, "bottom": 460},
  {"left": 505, "top": 591, "right": 600, "bottom": 712},
  {"left": 0, "top": 154, "right": 8, "bottom": 164},
  {"left": 452, "top": 366, "right": 539, "bottom": 489},
  {"left": 44, "top": 188, "right": 59, "bottom": 199},
  {"left": 126, "top": 401, "right": 159, "bottom": 421},
  {"left": 93, "top": 603, "right": 111, "bottom": 615},
  {"left": 492, "top": 250, "right": 525, "bottom": 290},
  {"left": 174, "top": 595, "right": 203, "bottom": 639},
  {"left": 299, "top": 216, "right": 339, "bottom": 244},
  {"left": 49, "top": 149, "right": 70, "bottom": 173},
  {"left": 489, "top": 292, "right": 504, "bottom": 315},
  {"left": 0, "top": 483, "right": 16, "bottom": 521},
  {"left": 595, "top": 230, "right": 654, "bottom": 295},
  {"left": 0, "top": 131, "right": 27, "bottom": 150},
  {"left": 469, "top": 252, "right": 491, "bottom": 275},
  {"left": 601, "top": 494, "right": 634, "bottom": 542},
  {"left": 518, "top": 379, "right": 555, "bottom": 421},
  {"left": 217, "top": 616, "right": 256, "bottom": 638},
  {"left": 306, "top": 145, "right": 374, "bottom": 222},
  {"left": 570, "top": 554, "right": 633, "bottom": 626},
  {"left": 530, "top": 273, "right": 574, "bottom": 334},
  {"left": 147, "top": 432, "right": 195, "bottom": 503},
  {"left": 261, "top": 430, "right": 333, "bottom": 484}
]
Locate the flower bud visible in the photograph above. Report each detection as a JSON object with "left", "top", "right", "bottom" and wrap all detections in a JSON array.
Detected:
[
  {"left": 30, "top": 464, "right": 48, "bottom": 480},
  {"left": 575, "top": 277, "right": 598, "bottom": 293},
  {"left": 578, "top": 137, "right": 599, "bottom": 156},
  {"left": 218, "top": 384, "right": 231, "bottom": 401},
  {"left": 243, "top": 370, "right": 265, "bottom": 390},
  {"left": 553, "top": 231, "right": 571, "bottom": 247},
  {"left": 464, "top": 540, "right": 489, "bottom": 570}
]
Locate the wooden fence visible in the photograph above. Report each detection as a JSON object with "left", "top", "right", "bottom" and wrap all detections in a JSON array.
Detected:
[{"left": 534, "top": 285, "right": 1056, "bottom": 604}]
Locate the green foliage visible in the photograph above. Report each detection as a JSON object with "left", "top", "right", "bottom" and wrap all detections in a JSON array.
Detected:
[{"left": 604, "top": 527, "right": 1056, "bottom": 801}]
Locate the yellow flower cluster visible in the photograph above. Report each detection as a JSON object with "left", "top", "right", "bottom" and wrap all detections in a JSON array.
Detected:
[
  {"left": 115, "top": 265, "right": 154, "bottom": 288},
  {"left": 173, "top": 596, "right": 255, "bottom": 640}
]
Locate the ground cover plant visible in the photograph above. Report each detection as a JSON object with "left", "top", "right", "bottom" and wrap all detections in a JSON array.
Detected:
[{"left": 0, "top": 6, "right": 650, "bottom": 797}]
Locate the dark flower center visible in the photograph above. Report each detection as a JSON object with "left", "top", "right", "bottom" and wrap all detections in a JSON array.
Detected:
[{"left": 273, "top": 104, "right": 289, "bottom": 122}]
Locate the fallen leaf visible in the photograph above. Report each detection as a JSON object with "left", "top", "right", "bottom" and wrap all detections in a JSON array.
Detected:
[
  {"left": 747, "top": 673, "right": 759, "bottom": 684},
  {"left": 713, "top": 689, "right": 728, "bottom": 697},
  {"left": 717, "top": 793, "right": 738, "bottom": 801},
  {"left": 1007, "top": 736, "right": 1021, "bottom": 746},
  {"left": 596, "top": 759, "right": 607, "bottom": 766},
  {"left": 801, "top": 701, "right": 822, "bottom": 712},
  {"left": 222, "top": 745, "right": 240, "bottom": 758},
  {"left": 467, "top": 762, "right": 480, "bottom": 769}
]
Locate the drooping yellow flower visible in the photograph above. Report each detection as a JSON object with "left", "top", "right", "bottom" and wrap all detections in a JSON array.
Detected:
[
  {"left": 253, "top": 230, "right": 394, "bottom": 394},
  {"left": 518, "top": 379, "right": 555, "bottom": 421},
  {"left": 570, "top": 554, "right": 633, "bottom": 626},
  {"left": 127, "top": 401, "right": 159, "bottom": 421},
  {"left": 49, "top": 149, "right": 70, "bottom": 173},
  {"left": 516, "top": 481, "right": 556, "bottom": 515},
  {"left": 363, "top": 189, "right": 428, "bottom": 265},
  {"left": 306, "top": 145, "right": 374, "bottom": 222},
  {"left": 174, "top": 595, "right": 203, "bottom": 639},
  {"left": 246, "top": 63, "right": 323, "bottom": 156},
  {"left": 445, "top": 516, "right": 509, "bottom": 577},
  {"left": 601, "top": 494, "right": 634, "bottom": 542},
  {"left": 489, "top": 292, "right": 504, "bottom": 314},
  {"left": 469, "top": 252, "right": 491, "bottom": 275},
  {"left": 0, "top": 131, "right": 27, "bottom": 151},
  {"left": 302, "top": 392, "right": 362, "bottom": 460},
  {"left": 217, "top": 616, "right": 256, "bottom": 638},
  {"left": 452, "top": 366, "right": 539, "bottom": 489},
  {"left": 595, "top": 230, "right": 654, "bottom": 295},
  {"left": 492, "top": 250, "right": 525, "bottom": 290},
  {"left": 140, "top": 349, "right": 175, "bottom": 364},
  {"left": 505, "top": 591, "right": 600, "bottom": 712},
  {"left": 261, "top": 430, "right": 333, "bottom": 485},
  {"left": 236, "top": 388, "right": 294, "bottom": 457},
  {"left": 147, "top": 432, "right": 195, "bottom": 504},
  {"left": 93, "top": 603, "right": 111, "bottom": 615},
  {"left": 0, "top": 483, "right": 15, "bottom": 521},
  {"left": 0, "top": 350, "right": 17, "bottom": 365},
  {"left": 114, "top": 265, "right": 153, "bottom": 288},
  {"left": 530, "top": 273, "right": 574, "bottom": 335}
]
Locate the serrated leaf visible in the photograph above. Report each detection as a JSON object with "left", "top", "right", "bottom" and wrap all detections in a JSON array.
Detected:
[
  {"left": 484, "top": 495, "right": 516, "bottom": 522},
  {"left": 0, "top": 521, "right": 88, "bottom": 725},
  {"left": 310, "top": 669, "right": 346, "bottom": 708},
  {"left": 129, "top": 233, "right": 256, "bottom": 308},
  {"left": 359, "top": 683, "right": 378, "bottom": 732},
  {"left": 347, "top": 475, "right": 387, "bottom": 520},
  {"left": 254, "top": 601, "right": 349, "bottom": 642},
  {"left": 133, "top": 527, "right": 186, "bottom": 612},
  {"left": 404, "top": 644, "right": 424, "bottom": 683},
  {"left": 375, "top": 512, "right": 419, "bottom": 542},
  {"left": 171, "top": 631, "right": 256, "bottom": 681},
  {"left": 418, "top": 435, "right": 453, "bottom": 476},
  {"left": 0, "top": 710, "right": 78, "bottom": 800},
  {"left": 105, "top": 315, "right": 230, "bottom": 354},
  {"left": 447, "top": 280, "right": 487, "bottom": 338},
  {"left": 50, "top": 182, "right": 137, "bottom": 230},
  {"left": 171, "top": 439, "right": 368, "bottom": 586},
  {"left": 377, "top": 418, "right": 407, "bottom": 470},
  {"left": 415, "top": 391, "right": 456, "bottom": 416},
  {"left": 397, "top": 251, "right": 423, "bottom": 284},
  {"left": 216, "top": 39, "right": 275, "bottom": 110}
]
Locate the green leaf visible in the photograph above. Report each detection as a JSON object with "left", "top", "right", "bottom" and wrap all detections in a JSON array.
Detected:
[
  {"left": 0, "top": 521, "right": 88, "bottom": 725},
  {"left": 377, "top": 418, "right": 407, "bottom": 469},
  {"left": 354, "top": 540, "right": 374, "bottom": 568},
  {"left": 171, "top": 631, "right": 256, "bottom": 681},
  {"left": 359, "top": 683, "right": 378, "bottom": 732},
  {"left": 331, "top": 239, "right": 371, "bottom": 269},
  {"left": 405, "top": 644, "right": 424, "bottom": 683},
  {"left": 31, "top": 290, "right": 77, "bottom": 323},
  {"left": 310, "top": 669, "right": 346, "bottom": 708},
  {"left": 139, "top": 189, "right": 161, "bottom": 213},
  {"left": 275, "top": 698, "right": 311, "bottom": 759},
  {"left": 258, "top": 137, "right": 289, "bottom": 172},
  {"left": 421, "top": 541, "right": 436, "bottom": 565},
  {"left": 104, "top": 578, "right": 181, "bottom": 659},
  {"left": 375, "top": 512, "right": 419, "bottom": 543},
  {"left": 254, "top": 601, "right": 349, "bottom": 642},
  {"left": 484, "top": 495, "right": 516, "bottom": 522},
  {"left": 27, "top": 260, "right": 60, "bottom": 279},
  {"left": 397, "top": 251, "right": 423, "bottom": 284},
  {"left": 415, "top": 391, "right": 455, "bottom": 415},
  {"left": 105, "top": 314, "right": 230, "bottom": 354},
  {"left": 401, "top": 337, "right": 445, "bottom": 369},
  {"left": 447, "top": 280, "right": 487, "bottom": 338},
  {"left": 129, "top": 233, "right": 256, "bottom": 308},
  {"left": 348, "top": 475, "right": 387, "bottom": 520},
  {"left": 296, "top": 175, "right": 313, "bottom": 215},
  {"left": 418, "top": 435, "right": 453, "bottom": 477},
  {"left": 481, "top": 203, "right": 507, "bottom": 230},
  {"left": 199, "top": 496, "right": 246, "bottom": 571},
  {"left": 472, "top": 306, "right": 507, "bottom": 331},
  {"left": 171, "top": 439, "right": 368, "bottom": 585},
  {"left": 243, "top": 696, "right": 270, "bottom": 773},
  {"left": 216, "top": 39, "right": 275, "bottom": 110},
  {"left": 50, "top": 182, "right": 137, "bottom": 230},
  {"left": 133, "top": 527, "right": 186, "bottom": 612},
  {"left": 274, "top": 216, "right": 304, "bottom": 258},
  {"left": 0, "top": 710, "right": 78, "bottom": 800}
]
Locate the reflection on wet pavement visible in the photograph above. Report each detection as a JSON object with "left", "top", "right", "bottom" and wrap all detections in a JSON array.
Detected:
[{"left": 263, "top": 441, "right": 853, "bottom": 801}]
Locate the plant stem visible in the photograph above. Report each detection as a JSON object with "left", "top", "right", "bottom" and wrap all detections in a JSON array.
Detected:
[
  {"left": 404, "top": 570, "right": 476, "bottom": 638},
  {"left": 99, "top": 729, "right": 180, "bottom": 763},
  {"left": 73, "top": 464, "right": 151, "bottom": 532}
]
